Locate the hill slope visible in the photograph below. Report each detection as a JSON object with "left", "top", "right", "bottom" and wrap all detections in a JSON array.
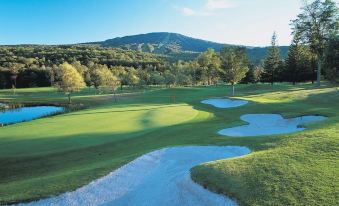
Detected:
[
  {"left": 96, "top": 32, "right": 288, "bottom": 63},
  {"left": 101, "top": 32, "right": 226, "bottom": 53}
]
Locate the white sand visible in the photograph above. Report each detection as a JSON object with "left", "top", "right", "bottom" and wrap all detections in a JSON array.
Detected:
[
  {"left": 201, "top": 99, "right": 248, "bottom": 108},
  {"left": 18, "top": 146, "right": 250, "bottom": 206},
  {"left": 218, "top": 114, "right": 327, "bottom": 137}
]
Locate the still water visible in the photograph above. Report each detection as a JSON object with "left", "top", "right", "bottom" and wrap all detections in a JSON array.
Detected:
[{"left": 0, "top": 106, "right": 64, "bottom": 125}]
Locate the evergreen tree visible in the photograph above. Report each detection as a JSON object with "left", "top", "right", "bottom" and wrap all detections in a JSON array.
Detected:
[
  {"left": 241, "top": 64, "right": 256, "bottom": 84},
  {"left": 291, "top": 0, "right": 338, "bottom": 86},
  {"left": 286, "top": 34, "right": 314, "bottom": 84},
  {"left": 263, "top": 32, "right": 281, "bottom": 85}
]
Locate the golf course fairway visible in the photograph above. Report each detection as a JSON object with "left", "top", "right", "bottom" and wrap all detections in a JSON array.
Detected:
[{"left": 0, "top": 84, "right": 338, "bottom": 206}]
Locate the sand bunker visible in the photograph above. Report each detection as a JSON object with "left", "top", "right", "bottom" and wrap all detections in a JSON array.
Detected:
[
  {"left": 19, "top": 146, "right": 250, "bottom": 206},
  {"left": 201, "top": 98, "right": 248, "bottom": 108},
  {"left": 218, "top": 114, "right": 327, "bottom": 137}
]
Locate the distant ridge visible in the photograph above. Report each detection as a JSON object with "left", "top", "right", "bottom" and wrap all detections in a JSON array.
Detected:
[
  {"left": 88, "top": 32, "right": 289, "bottom": 62},
  {"left": 100, "top": 32, "right": 229, "bottom": 53}
]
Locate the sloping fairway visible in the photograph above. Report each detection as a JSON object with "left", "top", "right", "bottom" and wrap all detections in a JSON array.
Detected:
[
  {"left": 0, "top": 103, "right": 198, "bottom": 156},
  {"left": 0, "top": 84, "right": 338, "bottom": 205}
]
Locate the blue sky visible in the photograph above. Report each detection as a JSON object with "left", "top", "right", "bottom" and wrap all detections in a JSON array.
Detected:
[{"left": 0, "top": 0, "right": 321, "bottom": 46}]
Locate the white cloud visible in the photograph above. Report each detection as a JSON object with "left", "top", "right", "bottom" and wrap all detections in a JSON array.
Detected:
[
  {"left": 180, "top": 7, "right": 212, "bottom": 16},
  {"left": 181, "top": 7, "right": 196, "bottom": 16},
  {"left": 206, "top": 0, "right": 236, "bottom": 10},
  {"left": 178, "top": 0, "right": 236, "bottom": 17}
]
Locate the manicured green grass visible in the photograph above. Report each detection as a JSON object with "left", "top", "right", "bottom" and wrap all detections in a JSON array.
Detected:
[{"left": 0, "top": 84, "right": 338, "bottom": 205}]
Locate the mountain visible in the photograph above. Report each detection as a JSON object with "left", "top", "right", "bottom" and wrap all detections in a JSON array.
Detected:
[
  {"left": 100, "top": 32, "right": 228, "bottom": 54},
  {"left": 91, "top": 32, "right": 288, "bottom": 63}
]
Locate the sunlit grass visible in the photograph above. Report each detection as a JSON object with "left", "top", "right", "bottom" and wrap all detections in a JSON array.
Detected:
[{"left": 0, "top": 83, "right": 337, "bottom": 205}]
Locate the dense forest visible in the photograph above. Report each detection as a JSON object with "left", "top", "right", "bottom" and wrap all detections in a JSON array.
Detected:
[
  {"left": 0, "top": 34, "right": 337, "bottom": 90},
  {"left": 0, "top": 45, "right": 163, "bottom": 88},
  {"left": 0, "top": 0, "right": 338, "bottom": 91}
]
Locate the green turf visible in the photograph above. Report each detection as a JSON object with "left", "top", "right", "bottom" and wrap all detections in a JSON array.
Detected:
[{"left": 0, "top": 84, "right": 338, "bottom": 205}]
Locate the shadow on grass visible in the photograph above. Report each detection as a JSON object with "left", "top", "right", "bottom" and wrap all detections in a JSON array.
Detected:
[{"left": 0, "top": 84, "right": 338, "bottom": 204}]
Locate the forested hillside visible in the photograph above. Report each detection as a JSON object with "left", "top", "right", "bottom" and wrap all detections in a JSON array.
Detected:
[
  {"left": 0, "top": 31, "right": 336, "bottom": 90},
  {"left": 0, "top": 45, "right": 163, "bottom": 88},
  {"left": 92, "top": 32, "right": 288, "bottom": 62}
]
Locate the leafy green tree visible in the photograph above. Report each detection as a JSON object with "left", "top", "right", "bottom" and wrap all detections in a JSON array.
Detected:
[
  {"left": 45, "top": 67, "right": 55, "bottom": 86},
  {"left": 188, "top": 61, "right": 200, "bottom": 85},
  {"left": 197, "top": 48, "right": 221, "bottom": 85},
  {"left": 163, "top": 70, "right": 176, "bottom": 87},
  {"left": 291, "top": 0, "right": 338, "bottom": 86},
  {"left": 91, "top": 64, "right": 120, "bottom": 95},
  {"left": 91, "top": 64, "right": 104, "bottom": 91},
  {"left": 263, "top": 32, "right": 281, "bottom": 85},
  {"left": 172, "top": 61, "right": 194, "bottom": 86},
  {"left": 137, "top": 67, "right": 151, "bottom": 87},
  {"left": 323, "top": 34, "right": 339, "bottom": 83},
  {"left": 58, "top": 62, "right": 85, "bottom": 104},
  {"left": 150, "top": 71, "right": 165, "bottom": 85},
  {"left": 71, "top": 61, "right": 88, "bottom": 78},
  {"left": 0, "top": 74, "right": 6, "bottom": 89},
  {"left": 253, "top": 65, "right": 265, "bottom": 83},
  {"left": 220, "top": 47, "right": 249, "bottom": 96},
  {"left": 242, "top": 64, "right": 256, "bottom": 84},
  {"left": 84, "top": 70, "right": 92, "bottom": 89},
  {"left": 96, "top": 67, "right": 119, "bottom": 92},
  {"left": 126, "top": 68, "right": 140, "bottom": 88},
  {"left": 111, "top": 66, "right": 127, "bottom": 90},
  {"left": 176, "top": 72, "right": 192, "bottom": 86}
]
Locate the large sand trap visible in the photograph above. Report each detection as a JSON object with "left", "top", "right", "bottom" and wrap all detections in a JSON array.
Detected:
[
  {"left": 218, "top": 114, "right": 327, "bottom": 137},
  {"left": 19, "top": 146, "right": 250, "bottom": 206},
  {"left": 201, "top": 98, "right": 248, "bottom": 108}
]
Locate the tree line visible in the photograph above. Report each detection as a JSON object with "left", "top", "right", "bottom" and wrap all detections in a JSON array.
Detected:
[
  {"left": 0, "top": 45, "right": 163, "bottom": 89},
  {"left": 0, "top": 0, "right": 337, "bottom": 98}
]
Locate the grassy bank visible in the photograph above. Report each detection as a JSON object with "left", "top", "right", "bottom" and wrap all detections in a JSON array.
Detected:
[{"left": 0, "top": 84, "right": 338, "bottom": 205}]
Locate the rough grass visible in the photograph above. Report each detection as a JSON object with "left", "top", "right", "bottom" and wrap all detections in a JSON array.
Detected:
[
  {"left": 0, "top": 84, "right": 338, "bottom": 205},
  {"left": 191, "top": 86, "right": 339, "bottom": 206}
]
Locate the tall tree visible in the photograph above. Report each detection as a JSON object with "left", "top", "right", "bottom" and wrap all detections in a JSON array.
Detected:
[
  {"left": 220, "top": 47, "right": 249, "bottom": 96},
  {"left": 137, "top": 67, "right": 151, "bottom": 87},
  {"left": 286, "top": 34, "right": 314, "bottom": 84},
  {"left": 323, "top": 33, "right": 339, "bottom": 83},
  {"left": 150, "top": 71, "right": 165, "bottom": 85},
  {"left": 253, "top": 65, "right": 265, "bottom": 83},
  {"left": 163, "top": 70, "right": 176, "bottom": 87},
  {"left": 263, "top": 32, "right": 281, "bottom": 85},
  {"left": 188, "top": 61, "right": 200, "bottom": 86},
  {"left": 197, "top": 48, "right": 221, "bottom": 85},
  {"left": 125, "top": 68, "right": 140, "bottom": 88},
  {"left": 291, "top": 0, "right": 338, "bottom": 86},
  {"left": 94, "top": 66, "right": 120, "bottom": 100},
  {"left": 58, "top": 62, "right": 85, "bottom": 104}
]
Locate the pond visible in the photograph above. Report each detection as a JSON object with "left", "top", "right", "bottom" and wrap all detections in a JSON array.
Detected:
[{"left": 0, "top": 106, "right": 64, "bottom": 125}]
